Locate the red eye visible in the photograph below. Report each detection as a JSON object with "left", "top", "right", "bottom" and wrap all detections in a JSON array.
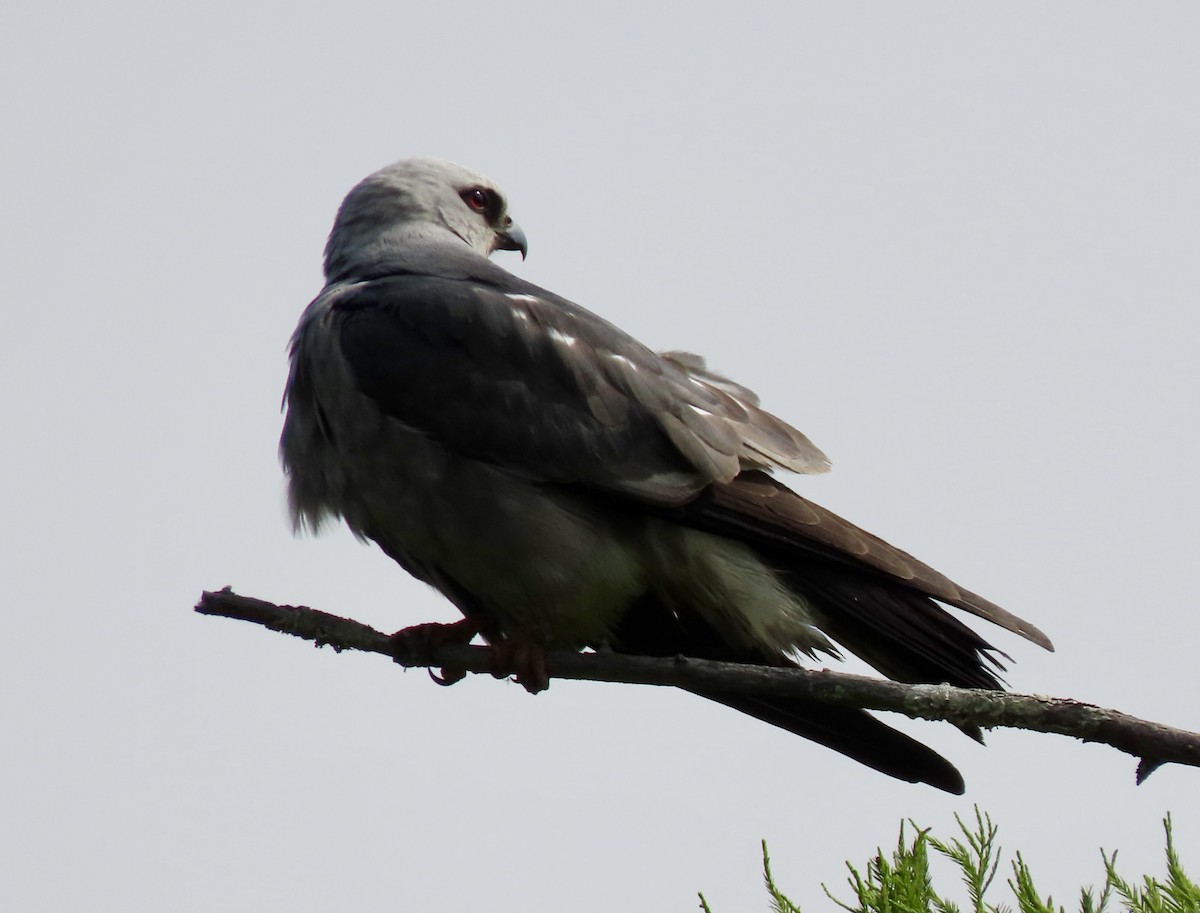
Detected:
[{"left": 463, "top": 188, "right": 489, "bottom": 212}]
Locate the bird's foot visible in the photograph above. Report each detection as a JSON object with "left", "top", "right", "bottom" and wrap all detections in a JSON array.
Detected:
[
  {"left": 388, "top": 617, "right": 485, "bottom": 686},
  {"left": 489, "top": 639, "right": 550, "bottom": 695}
]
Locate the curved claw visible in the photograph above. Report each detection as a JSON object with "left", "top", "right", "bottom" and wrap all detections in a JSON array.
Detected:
[
  {"left": 489, "top": 641, "right": 550, "bottom": 694},
  {"left": 429, "top": 666, "right": 466, "bottom": 687}
]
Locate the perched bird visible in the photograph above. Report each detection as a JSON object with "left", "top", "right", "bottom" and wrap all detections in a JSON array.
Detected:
[{"left": 281, "top": 157, "right": 1052, "bottom": 794}]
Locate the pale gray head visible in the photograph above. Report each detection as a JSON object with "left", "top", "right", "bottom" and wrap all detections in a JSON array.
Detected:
[{"left": 322, "top": 157, "right": 527, "bottom": 283}]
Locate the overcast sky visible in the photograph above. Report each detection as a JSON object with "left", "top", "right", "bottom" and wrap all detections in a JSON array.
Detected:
[{"left": 3, "top": 3, "right": 1199, "bottom": 911}]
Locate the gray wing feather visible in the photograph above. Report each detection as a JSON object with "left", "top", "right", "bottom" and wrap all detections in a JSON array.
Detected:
[
  {"left": 660, "top": 351, "right": 831, "bottom": 475},
  {"left": 315, "top": 274, "right": 828, "bottom": 503}
]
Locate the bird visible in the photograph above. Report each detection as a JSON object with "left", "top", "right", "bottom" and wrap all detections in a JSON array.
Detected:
[{"left": 280, "top": 157, "right": 1053, "bottom": 794}]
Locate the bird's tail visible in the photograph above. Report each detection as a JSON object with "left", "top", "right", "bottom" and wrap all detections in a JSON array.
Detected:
[{"left": 695, "top": 690, "right": 966, "bottom": 794}]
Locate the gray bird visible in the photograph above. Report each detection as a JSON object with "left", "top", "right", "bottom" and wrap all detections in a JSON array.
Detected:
[{"left": 281, "top": 157, "right": 1053, "bottom": 794}]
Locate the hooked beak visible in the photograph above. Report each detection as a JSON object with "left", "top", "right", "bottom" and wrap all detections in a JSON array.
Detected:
[{"left": 496, "top": 219, "right": 528, "bottom": 260}]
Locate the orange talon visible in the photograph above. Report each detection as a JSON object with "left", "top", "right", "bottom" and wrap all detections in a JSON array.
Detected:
[
  {"left": 389, "top": 617, "right": 485, "bottom": 684},
  {"left": 489, "top": 639, "right": 549, "bottom": 694}
]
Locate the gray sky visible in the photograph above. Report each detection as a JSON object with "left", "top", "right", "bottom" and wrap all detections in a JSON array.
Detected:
[{"left": 3, "top": 3, "right": 1199, "bottom": 910}]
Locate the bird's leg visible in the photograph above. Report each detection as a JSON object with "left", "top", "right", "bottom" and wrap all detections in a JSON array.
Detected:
[
  {"left": 489, "top": 637, "right": 550, "bottom": 695},
  {"left": 388, "top": 616, "right": 486, "bottom": 686}
]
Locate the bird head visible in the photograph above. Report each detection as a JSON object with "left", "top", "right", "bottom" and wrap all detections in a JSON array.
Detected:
[{"left": 322, "top": 157, "right": 527, "bottom": 282}]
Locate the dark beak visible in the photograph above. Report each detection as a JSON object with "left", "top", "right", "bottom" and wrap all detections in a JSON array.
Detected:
[{"left": 496, "top": 220, "right": 528, "bottom": 260}]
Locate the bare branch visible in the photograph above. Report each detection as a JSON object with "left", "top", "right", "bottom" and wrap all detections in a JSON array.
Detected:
[{"left": 195, "top": 587, "right": 1200, "bottom": 781}]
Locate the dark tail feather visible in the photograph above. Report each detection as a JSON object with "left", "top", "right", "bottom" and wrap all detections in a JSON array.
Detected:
[
  {"left": 696, "top": 690, "right": 966, "bottom": 794},
  {"left": 609, "top": 592, "right": 967, "bottom": 792}
]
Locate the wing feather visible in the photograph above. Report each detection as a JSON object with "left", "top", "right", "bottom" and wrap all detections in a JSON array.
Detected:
[
  {"left": 329, "top": 274, "right": 828, "bottom": 502},
  {"left": 681, "top": 471, "right": 1054, "bottom": 651}
]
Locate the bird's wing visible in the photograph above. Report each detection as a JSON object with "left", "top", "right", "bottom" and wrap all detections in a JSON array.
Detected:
[
  {"left": 327, "top": 273, "right": 829, "bottom": 504},
  {"left": 672, "top": 470, "right": 1054, "bottom": 653}
]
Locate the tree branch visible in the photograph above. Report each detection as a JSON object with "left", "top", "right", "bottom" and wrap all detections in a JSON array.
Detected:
[{"left": 195, "top": 587, "right": 1199, "bottom": 782}]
